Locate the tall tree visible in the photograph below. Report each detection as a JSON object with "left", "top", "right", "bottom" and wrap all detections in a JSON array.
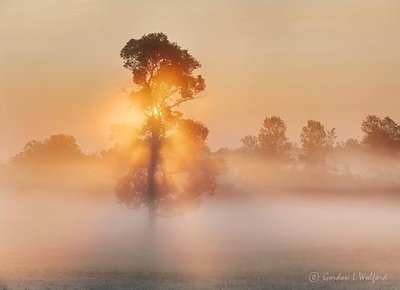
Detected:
[
  {"left": 239, "top": 116, "right": 290, "bottom": 160},
  {"left": 361, "top": 115, "right": 400, "bottom": 154},
  {"left": 300, "top": 120, "right": 336, "bottom": 167},
  {"left": 117, "top": 33, "right": 222, "bottom": 229},
  {"left": 258, "top": 116, "right": 291, "bottom": 160}
]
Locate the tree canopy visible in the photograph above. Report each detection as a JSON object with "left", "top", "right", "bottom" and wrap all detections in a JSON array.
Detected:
[
  {"left": 300, "top": 120, "right": 336, "bottom": 166},
  {"left": 361, "top": 115, "right": 400, "bottom": 154},
  {"left": 240, "top": 116, "right": 291, "bottom": 160},
  {"left": 11, "top": 134, "right": 85, "bottom": 167},
  {"left": 120, "top": 32, "right": 205, "bottom": 124}
]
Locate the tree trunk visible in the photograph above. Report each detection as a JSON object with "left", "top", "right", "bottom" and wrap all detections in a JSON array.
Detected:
[{"left": 147, "top": 117, "right": 160, "bottom": 232}]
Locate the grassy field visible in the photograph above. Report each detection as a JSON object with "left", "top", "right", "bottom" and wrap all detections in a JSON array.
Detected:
[{"left": 1, "top": 248, "right": 399, "bottom": 289}]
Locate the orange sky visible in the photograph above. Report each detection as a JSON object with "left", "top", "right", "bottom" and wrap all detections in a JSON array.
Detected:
[{"left": 1, "top": 0, "right": 400, "bottom": 162}]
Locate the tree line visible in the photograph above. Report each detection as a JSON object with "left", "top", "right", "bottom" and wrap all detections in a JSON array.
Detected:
[
  {"left": 5, "top": 113, "right": 399, "bottom": 171},
  {"left": 237, "top": 114, "right": 400, "bottom": 167},
  {"left": 2, "top": 113, "right": 399, "bottom": 184}
]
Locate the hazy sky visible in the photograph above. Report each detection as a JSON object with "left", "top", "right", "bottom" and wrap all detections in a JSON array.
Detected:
[{"left": 1, "top": 0, "right": 400, "bottom": 162}]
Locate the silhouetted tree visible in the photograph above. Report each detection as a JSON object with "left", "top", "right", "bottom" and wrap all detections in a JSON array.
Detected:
[
  {"left": 300, "top": 120, "right": 336, "bottom": 167},
  {"left": 117, "top": 33, "right": 222, "bottom": 228},
  {"left": 239, "top": 116, "right": 290, "bottom": 160},
  {"left": 258, "top": 116, "right": 291, "bottom": 160},
  {"left": 10, "top": 134, "right": 85, "bottom": 167},
  {"left": 361, "top": 115, "right": 400, "bottom": 154},
  {"left": 240, "top": 135, "right": 259, "bottom": 153}
]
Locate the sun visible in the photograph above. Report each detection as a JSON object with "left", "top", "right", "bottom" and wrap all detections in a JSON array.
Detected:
[{"left": 152, "top": 106, "right": 161, "bottom": 118}]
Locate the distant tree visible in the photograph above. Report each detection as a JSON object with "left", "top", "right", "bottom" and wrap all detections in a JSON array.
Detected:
[
  {"left": 239, "top": 116, "right": 290, "bottom": 160},
  {"left": 361, "top": 115, "right": 400, "bottom": 154},
  {"left": 10, "top": 134, "right": 85, "bottom": 167},
  {"left": 258, "top": 116, "right": 291, "bottom": 160},
  {"left": 239, "top": 135, "right": 259, "bottom": 153},
  {"left": 117, "top": 33, "right": 223, "bottom": 228},
  {"left": 300, "top": 120, "right": 336, "bottom": 167}
]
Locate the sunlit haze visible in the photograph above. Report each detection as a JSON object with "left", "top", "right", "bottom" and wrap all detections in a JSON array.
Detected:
[{"left": 1, "top": 0, "right": 400, "bottom": 161}]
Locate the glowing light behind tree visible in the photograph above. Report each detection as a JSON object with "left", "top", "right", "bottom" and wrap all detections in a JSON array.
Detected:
[{"left": 116, "top": 33, "right": 224, "bottom": 226}]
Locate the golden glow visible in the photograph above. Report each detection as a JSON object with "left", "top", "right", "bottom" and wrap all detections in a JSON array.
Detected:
[
  {"left": 1, "top": 0, "right": 400, "bottom": 161},
  {"left": 152, "top": 106, "right": 161, "bottom": 118}
]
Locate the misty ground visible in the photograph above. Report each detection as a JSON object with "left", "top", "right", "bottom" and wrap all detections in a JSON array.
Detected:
[
  {"left": 1, "top": 249, "right": 399, "bottom": 290},
  {"left": 0, "top": 192, "right": 399, "bottom": 289}
]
